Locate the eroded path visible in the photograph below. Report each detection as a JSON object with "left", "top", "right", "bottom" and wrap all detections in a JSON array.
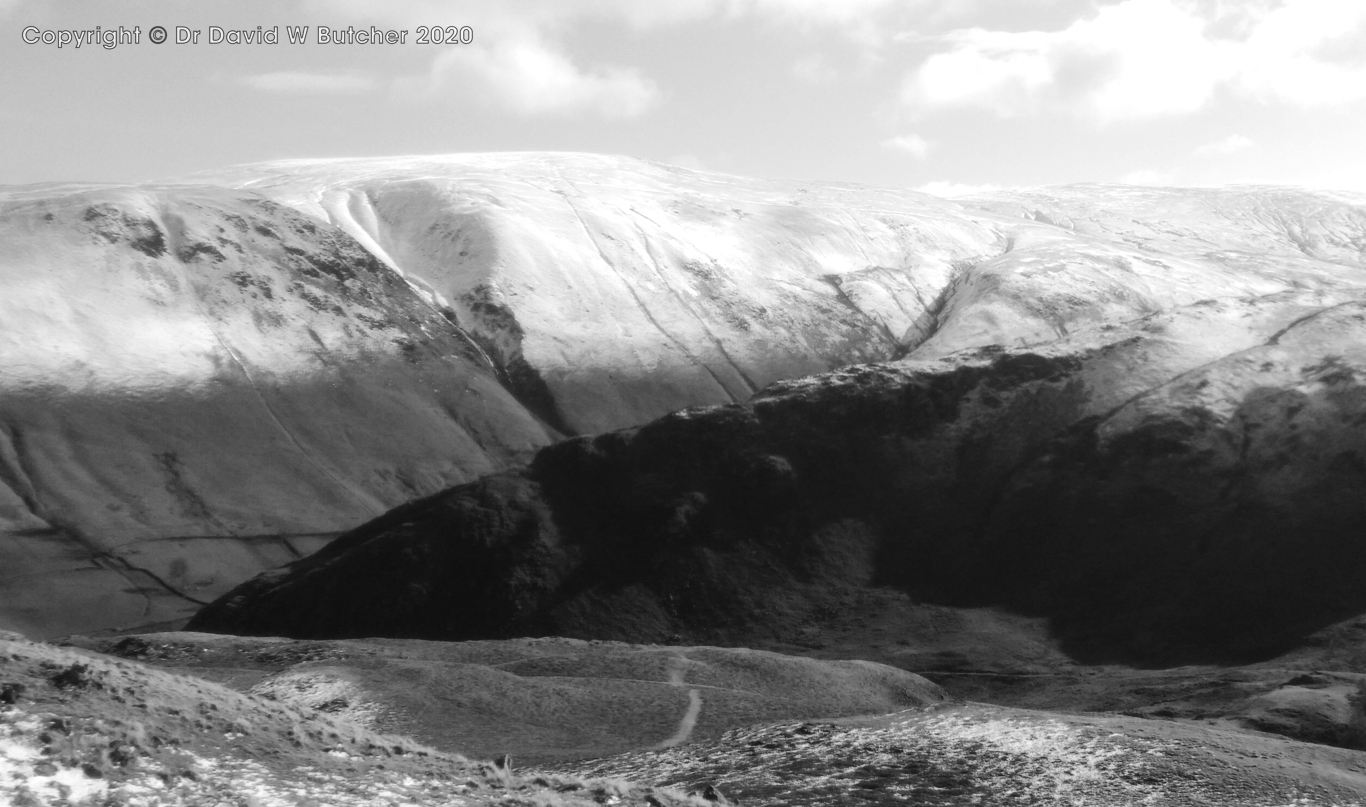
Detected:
[{"left": 656, "top": 659, "right": 704, "bottom": 749}]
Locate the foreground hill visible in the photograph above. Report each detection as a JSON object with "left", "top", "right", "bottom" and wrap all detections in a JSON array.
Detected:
[
  {"left": 11, "top": 631, "right": 1366, "bottom": 807},
  {"left": 66, "top": 631, "right": 945, "bottom": 764},
  {"left": 0, "top": 631, "right": 713, "bottom": 806},
  {"left": 560, "top": 703, "right": 1366, "bottom": 806}
]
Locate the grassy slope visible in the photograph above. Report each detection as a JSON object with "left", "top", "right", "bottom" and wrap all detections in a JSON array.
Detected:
[
  {"left": 0, "top": 632, "right": 720, "bottom": 807},
  {"left": 66, "top": 632, "right": 944, "bottom": 764}
]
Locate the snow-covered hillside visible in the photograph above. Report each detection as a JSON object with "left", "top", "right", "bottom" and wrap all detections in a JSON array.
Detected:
[
  {"left": 195, "top": 155, "right": 1366, "bottom": 431},
  {"left": 0, "top": 183, "right": 552, "bottom": 636},
  {"left": 3, "top": 153, "right": 1366, "bottom": 637},
  {"left": 193, "top": 153, "right": 1003, "bottom": 434}
]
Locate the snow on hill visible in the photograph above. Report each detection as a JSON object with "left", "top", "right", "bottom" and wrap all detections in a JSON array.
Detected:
[
  {"left": 192, "top": 153, "right": 1001, "bottom": 434},
  {"left": 0, "top": 183, "right": 551, "bottom": 637},
  {"left": 3, "top": 153, "right": 1366, "bottom": 638}
]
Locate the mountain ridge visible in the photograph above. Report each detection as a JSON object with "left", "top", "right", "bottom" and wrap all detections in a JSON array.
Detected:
[{"left": 4, "top": 154, "right": 1366, "bottom": 638}]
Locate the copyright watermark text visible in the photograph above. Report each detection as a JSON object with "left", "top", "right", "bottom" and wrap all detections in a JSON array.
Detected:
[
  {"left": 20, "top": 24, "right": 473, "bottom": 48},
  {"left": 22, "top": 26, "right": 141, "bottom": 49}
]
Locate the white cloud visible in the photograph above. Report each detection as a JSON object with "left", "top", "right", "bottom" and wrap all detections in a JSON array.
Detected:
[
  {"left": 312, "top": 0, "right": 916, "bottom": 113},
  {"left": 1195, "top": 134, "right": 1255, "bottom": 156},
  {"left": 902, "top": 0, "right": 1366, "bottom": 122},
  {"left": 725, "top": 0, "right": 910, "bottom": 43},
  {"left": 909, "top": 30, "right": 1057, "bottom": 116},
  {"left": 882, "top": 133, "right": 932, "bottom": 159},
  {"left": 1121, "top": 169, "right": 1177, "bottom": 186},
  {"left": 792, "top": 53, "right": 839, "bottom": 83},
  {"left": 238, "top": 72, "right": 377, "bottom": 95},
  {"left": 424, "top": 37, "right": 660, "bottom": 118},
  {"left": 732, "top": 0, "right": 902, "bottom": 25},
  {"left": 1233, "top": 0, "right": 1366, "bottom": 105}
]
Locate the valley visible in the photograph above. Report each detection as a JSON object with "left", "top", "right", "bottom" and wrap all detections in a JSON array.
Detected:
[{"left": 5, "top": 156, "right": 1366, "bottom": 804}]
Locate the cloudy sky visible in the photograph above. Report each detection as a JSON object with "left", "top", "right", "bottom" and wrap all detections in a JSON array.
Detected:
[{"left": 3, "top": 0, "right": 1365, "bottom": 193}]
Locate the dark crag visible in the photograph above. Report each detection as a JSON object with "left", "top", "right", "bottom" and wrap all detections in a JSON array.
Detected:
[{"left": 189, "top": 294, "right": 1366, "bottom": 667}]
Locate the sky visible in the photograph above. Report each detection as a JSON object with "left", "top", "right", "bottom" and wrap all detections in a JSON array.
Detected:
[{"left": 2, "top": 0, "right": 1365, "bottom": 193}]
